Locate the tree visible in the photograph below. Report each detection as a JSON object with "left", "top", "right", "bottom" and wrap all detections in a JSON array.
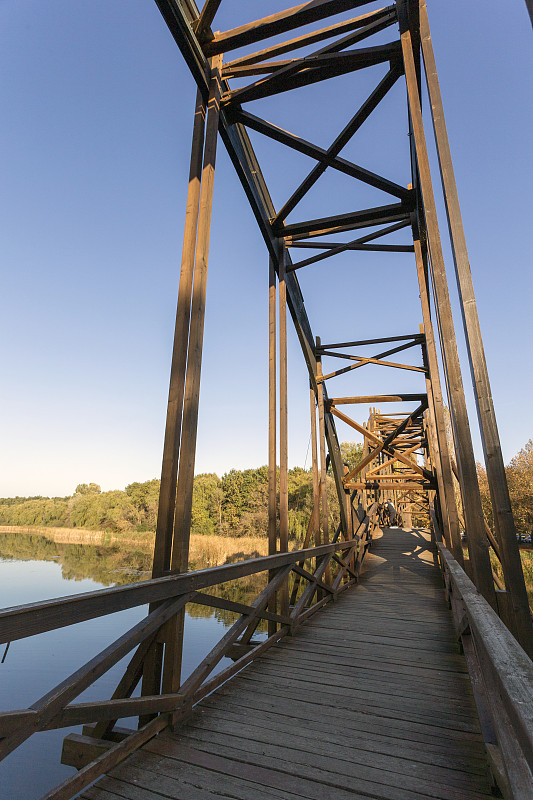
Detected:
[
  {"left": 221, "top": 467, "right": 269, "bottom": 536},
  {"left": 340, "top": 441, "right": 364, "bottom": 472},
  {"left": 75, "top": 483, "right": 101, "bottom": 495},
  {"left": 476, "top": 462, "right": 493, "bottom": 528},
  {"left": 507, "top": 439, "right": 533, "bottom": 535},
  {"left": 125, "top": 479, "right": 160, "bottom": 530},
  {"left": 191, "top": 473, "right": 223, "bottom": 536}
]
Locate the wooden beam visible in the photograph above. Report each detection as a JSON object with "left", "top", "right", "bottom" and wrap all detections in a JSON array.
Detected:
[
  {"left": 274, "top": 65, "right": 403, "bottom": 224},
  {"left": 0, "top": 540, "right": 359, "bottom": 645},
  {"left": 288, "top": 219, "right": 411, "bottom": 250},
  {"left": 399, "top": 5, "right": 496, "bottom": 608},
  {"left": 329, "top": 393, "right": 426, "bottom": 404},
  {"left": 172, "top": 55, "right": 223, "bottom": 573},
  {"left": 419, "top": 0, "right": 532, "bottom": 656},
  {"left": 318, "top": 353, "right": 425, "bottom": 381},
  {"left": 229, "top": 108, "right": 409, "bottom": 200},
  {"left": 310, "top": 385, "right": 320, "bottom": 550},
  {"left": 222, "top": 12, "right": 397, "bottom": 79},
  {"left": 287, "top": 242, "right": 413, "bottom": 271},
  {"left": 438, "top": 543, "right": 533, "bottom": 788},
  {"left": 153, "top": 0, "right": 368, "bottom": 543},
  {"left": 157, "top": 55, "right": 223, "bottom": 701},
  {"left": 320, "top": 340, "right": 421, "bottom": 361},
  {"left": 268, "top": 256, "right": 277, "bottom": 636},
  {"left": 92, "top": 633, "right": 157, "bottom": 740},
  {"left": 414, "top": 251, "right": 463, "bottom": 564},
  {"left": 317, "top": 332, "right": 422, "bottom": 349},
  {"left": 346, "top": 481, "right": 431, "bottom": 490},
  {"left": 316, "top": 340, "right": 329, "bottom": 554},
  {"left": 152, "top": 89, "right": 206, "bottom": 580},
  {"left": 0, "top": 595, "right": 188, "bottom": 761},
  {"left": 279, "top": 248, "right": 289, "bottom": 618},
  {"left": 195, "top": 0, "right": 223, "bottom": 41},
  {"left": 222, "top": 42, "right": 401, "bottom": 106},
  {"left": 366, "top": 441, "right": 421, "bottom": 475},
  {"left": 204, "top": 0, "right": 379, "bottom": 55},
  {"left": 330, "top": 405, "right": 430, "bottom": 479},
  {"left": 342, "top": 441, "right": 385, "bottom": 484},
  {"left": 278, "top": 201, "right": 411, "bottom": 239},
  {"left": 224, "top": 7, "right": 396, "bottom": 69},
  {"left": 40, "top": 715, "right": 168, "bottom": 800}
]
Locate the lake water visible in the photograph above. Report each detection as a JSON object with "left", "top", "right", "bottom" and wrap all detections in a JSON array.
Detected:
[{"left": 0, "top": 534, "right": 257, "bottom": 799}]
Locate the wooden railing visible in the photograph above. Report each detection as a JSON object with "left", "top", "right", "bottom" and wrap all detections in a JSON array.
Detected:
[
  {"left": 0, "top": 504, "right": 379, "bottom": 800},
  {"left": 437, "top": 542, "right": 533, "bottom": 799}
]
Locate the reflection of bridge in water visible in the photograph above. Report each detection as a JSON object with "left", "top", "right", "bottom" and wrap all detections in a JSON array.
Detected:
[{"left": 1, "top": 2, "right": 533, "bottom": 798}]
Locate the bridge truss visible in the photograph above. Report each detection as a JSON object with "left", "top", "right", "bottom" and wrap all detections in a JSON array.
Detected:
[
  {"left": 148, "top": 0, "right": 532, "bottom": 658},
  {"left": 1, "top": 2, "right": 533, "bottom": 799}
]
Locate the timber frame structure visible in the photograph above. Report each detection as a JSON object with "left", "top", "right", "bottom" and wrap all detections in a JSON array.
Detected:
[{"left": 1, "top": 3, "right": 533, "bottom": 799}]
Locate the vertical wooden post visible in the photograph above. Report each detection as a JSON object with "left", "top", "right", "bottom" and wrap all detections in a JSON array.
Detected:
[
  {"left": 152, "top": 88, "right": 206, "bottom": 580},
  {"left": 162, "top": 55, "right": 223, "bottom": 694},
  {"left": 414, "top": 251, "right": 463, "bottom": 563},
  {"left": 310, "top": 382, "right": 320, "bottom": 548},
  {"left": 279, "top": 245, "right": 289, "bottom": 618},
  {"left": 344, "top": 479, "right": 353, "bottom": 541},
  {"left": 419, "top": 0, "right": 532, "bottom": 656},
  {"left": 420, "top": 330, "right": 451, "bottom": 550},
  {"left": 316, "top": 338, "right": 329, "bottom": 556},
  {"left": 171, "top": 54, "right": 222, "bottom": 573},
  {"left": 399, "top": 11, "right": 495, "bottom": 607},
  {"left": 141, "top": 89, "right": 207, "bottom": 711},
  {"left": 361, "top": 421, "right": 369, "bottom": 515},
  {"left": 268, "top": 255, "right": 277, "bottom": 635},
  {"left": 367, "top": 412, "right": 376, "bottom": 509},
  {"left": 424, "top": 410, "right": 442, "bottom": 543}
]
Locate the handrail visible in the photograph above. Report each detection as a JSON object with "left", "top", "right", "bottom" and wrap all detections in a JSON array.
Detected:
[
  {"left": 0, "top": 538, "right": 357, "bottom": 645},
  {"left": 437, "top": 543, "right": 533, "bottom": 798},
  {"left": 0, "top": 509, "right": 380, "bottom": 800}
]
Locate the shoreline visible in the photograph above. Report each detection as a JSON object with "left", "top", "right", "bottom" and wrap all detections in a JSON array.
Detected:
[{"left": 0, "top": 525, "right": 154, "bottom": 547}]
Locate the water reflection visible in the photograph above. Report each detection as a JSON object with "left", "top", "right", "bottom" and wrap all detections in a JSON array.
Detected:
[
  {"left": 0, "top": 532, "right": 268, "bottom": 799},
  {"left": 0, "top": 532, "right": 268, "bottom": 627}
]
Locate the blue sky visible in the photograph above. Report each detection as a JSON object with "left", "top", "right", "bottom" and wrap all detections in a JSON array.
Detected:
[{"left": 1, "top": 1, "right": 532, "bottom": 497}]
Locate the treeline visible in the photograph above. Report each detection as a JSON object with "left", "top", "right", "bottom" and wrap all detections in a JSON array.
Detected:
[
  {"left": 477, "top": 438, "right": 533, "bottom": 536},
  {"left": 0, "top": 468, "right": 341, "bottom": 540},
  {"left": 0, "top": 443, "right": 365, "bottom": 540},
  {"left": 3, "top": 438, "right": 531, "bottom": 539}
]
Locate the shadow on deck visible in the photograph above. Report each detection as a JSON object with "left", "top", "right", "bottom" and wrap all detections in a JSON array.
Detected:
[{"left": 82, "top": 527, "right": 495, "bottom": 800}]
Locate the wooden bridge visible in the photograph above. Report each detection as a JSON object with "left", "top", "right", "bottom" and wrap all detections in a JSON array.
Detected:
[{"left": 2, "top": 1, "right": 533, "bottom": 798}]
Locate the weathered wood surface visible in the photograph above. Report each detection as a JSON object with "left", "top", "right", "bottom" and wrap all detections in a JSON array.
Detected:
[{"left": 81, "top": 528, "right": 493, "bottom": 800}]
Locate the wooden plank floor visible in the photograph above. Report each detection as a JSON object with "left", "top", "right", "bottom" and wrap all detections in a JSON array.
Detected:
[{"left": 82, "top": 528, "right": 494, "bottom": 800}]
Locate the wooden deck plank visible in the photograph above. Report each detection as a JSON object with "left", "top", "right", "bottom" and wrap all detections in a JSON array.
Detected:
[
  {"left": 88, "top": 528, "right": 494, "bottom": 799},
  {"left": 150, "top": 734, "right": 490, "bottom": 800},
  {"left": 209, "top": 681, "right": 485, "bottom": 745},
  {"left": 183, "top": 715, "right": 491, "bottom": 791},
  {"left": 229, "top": 673, "right": 480, "bottom": 727},
  {"left": 196, "top": 699, "right": 489, "bottom": 773},
  {"left": 245, "top": 660, "right": 478, "bottom": 709}
]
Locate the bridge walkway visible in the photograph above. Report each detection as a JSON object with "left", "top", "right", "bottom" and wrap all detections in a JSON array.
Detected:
[{"left": 81, "top": 528, "right": 494, "bottom": 800}]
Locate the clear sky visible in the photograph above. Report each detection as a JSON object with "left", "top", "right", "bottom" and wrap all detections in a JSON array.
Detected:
[{"left": 1, "top": 1, "right": 532, "bottom": 498}]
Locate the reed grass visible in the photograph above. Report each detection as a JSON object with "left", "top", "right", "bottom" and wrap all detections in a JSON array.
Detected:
[{"left": 490, "top": 549, "right": 533, "bottom": 607}]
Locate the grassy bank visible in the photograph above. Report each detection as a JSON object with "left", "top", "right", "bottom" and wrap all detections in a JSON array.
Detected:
[{"left": 0, "top": 525, "right": 270, "bottom": 571}]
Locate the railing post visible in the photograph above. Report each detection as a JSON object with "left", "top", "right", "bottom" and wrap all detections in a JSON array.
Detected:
[
  {"left": 144, "top": 55, "right": 223, "bottom": 702},
  {"left": 278, "top": 243, "right": 290, "bottom": 618},
  {"left": 414, "top": 243, "right": 463, "bottom": 562},
  {"left": 141, "top": 87, "right": 207, "bottom": 711},
  {"left": 316, "top": 339, "right": 328, "bottom": 552},
  {"left": 268, "top": 255, "right": 277, "bottom": 635},
  {"left": 418, "top": 0, "right": 533, "bottom": 657},
  {"left": 152, "top": 88, "right": 207, "bottom": 581},
  {"left": 398, "top": 2, "right": 496, "bottom": 608}
]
